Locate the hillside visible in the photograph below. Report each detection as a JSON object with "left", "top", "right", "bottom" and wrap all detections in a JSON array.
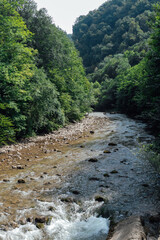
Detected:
[{"left": 73, "top": 0, "right": 156, "bottom": 73}]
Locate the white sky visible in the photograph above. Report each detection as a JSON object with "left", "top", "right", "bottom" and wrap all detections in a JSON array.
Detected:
[{"left": 35, "top": 0, "right": 106, "bottom": 34}]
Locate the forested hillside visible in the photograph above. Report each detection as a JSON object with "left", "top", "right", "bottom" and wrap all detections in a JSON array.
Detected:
[
  {"left": 0, "top": 0, "right": 93, "bottom": 145},
  {"left": 73, "top": 0, "right": 160, "bottom": 133},
  {"left": 73, "top": 0, "right": 156, "bottom": 73}
]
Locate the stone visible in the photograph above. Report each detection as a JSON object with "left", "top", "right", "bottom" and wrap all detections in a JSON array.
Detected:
[
  {"left": 3, "top": 179, "right": 10, "bottom": 182},
  {"left": 89, "top": 177, "right": 100, "bottom": 181},
  {"left": 95, "top": 196, "right": 105, "bottom": 202},
  {"left": 88, "top": 158, "right": 98, "bottom": 162},
  {"left": 103, "top": 150, "right": 111, "bottom": 153},
  {"left": 35, "top": 217, "right": 46, "bottom": 224},
  {"left": 12, "top": 165, "right": 17, "bottom": 169},
  {"left": 110, "top": 170, "right": 118, "bottom": 174},
  {"left": 104, "top": 173, "right": 110, "bottom": 177},
  {"left": 109, "top": 216, "right": 146, "bottom": 240},
  {"left": 72, "top": 190, "right": 80, "bottom": 195},
  {"left": 36, "top": 223, "right": 44, "bottom": 229},
  {"left": 17, "top": 165, "right": 24, "bottom": 169},
  {"left": 60, "top": 197, "right": 75, "bottom": 203},
  {"left": 90, "top": 130, "right": 95, "bottom": 134},
  {"left": 17, "top": 179, "right": 26, "bottom": 184},
  {"left": 108, "top": 143, "right": 117, "bottom": 146}
]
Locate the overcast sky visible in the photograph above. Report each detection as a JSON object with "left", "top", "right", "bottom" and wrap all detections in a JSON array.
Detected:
[{"left": 34, "top": 0, "right": 106, "bottom": 33}]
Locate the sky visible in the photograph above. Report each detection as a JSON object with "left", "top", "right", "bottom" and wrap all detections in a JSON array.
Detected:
[{"left": 35, "top": 0, "right": 106, "bottom": 34}]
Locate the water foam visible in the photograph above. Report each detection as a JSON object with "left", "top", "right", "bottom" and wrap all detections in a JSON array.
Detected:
[{"left": 0, "top": 199, "right": 109, "bottom": 240}]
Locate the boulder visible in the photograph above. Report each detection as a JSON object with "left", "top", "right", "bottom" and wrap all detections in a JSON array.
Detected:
[{"left": 109, "top": 216, "right": 146, "bottom": 240}]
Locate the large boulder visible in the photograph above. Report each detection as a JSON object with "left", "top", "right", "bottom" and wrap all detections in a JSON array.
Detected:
[{"left": 109, "top": 216, "right": 146, "bottom": 240}]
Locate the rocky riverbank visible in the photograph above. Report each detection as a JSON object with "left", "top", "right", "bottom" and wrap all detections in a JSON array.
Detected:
[{"left": 0, "top": 115, "right": 106, "bottom": 172}]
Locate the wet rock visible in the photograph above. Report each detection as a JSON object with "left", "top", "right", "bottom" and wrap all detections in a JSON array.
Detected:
[
  {"left": 72, "top": 190, "right": 80, "bottom": 195},
  {"left": 109, "top": 216, "right": 146, "bottom": 240},
  {"left": 17, "top": 179, "right": 26, "bottom": 184},
  {"left": 48, "top": 206, "right": 54, "bottom": 211},
  {"left": 3, "top": 179, "right": 10, "bottom": 182},
  {"left": 95, "top": 196, "right": 105, "bottom": 202},
  {"left": 35, "top": 217, "right": 46, "bottom": 224},
  {"left": 120, "top": 159, "right": 127, "bottom": 164},
  {"left": 26, "top": 217, "right": 32, "bottom": 222},
  {"left": 89, "top": 177, "right": 100, "bottom": 181},
  {"left": 60, "top": 197, "right": 76, "bottom": 203},
  {"left": 108, "top": 143, "right": 117, "bottom": 146},
  {"left": 46, "top": 216, "right": 52, "bottom": 225},
  {"left": 99, "top": 184, "right": 109, "bottom": 188},
  {"left": 80, "top": 145, "right": 85, "bottom": 148},
  {"left": 104, "top": 173, "right": 110, "bottom": 177},
  {"left": 17, "top": 165, "right": 24, "bottom": 169},
  {"left": 88, "top": 158, "right": 98, "bottom": 162},
  {"left": 103, "top": 150, "right": 111, "bottom": 154},
  {"left": 142, "top": 183, "right": 149, "bottom": 187},
  {"left": 90, "top": 130, "right": 95, "bottom": 134},
  {"left": 36, "top": 223, "right": 44, "bottom": 229},
  {"left": 43, "top": 172, "right": 47, "bottom": 175},
  {"left": 110, "top": 170, "right": 118, "bottom": 174},
  {"left": 53, "top": 166, "right": 57, "bottom": 168},
  {"left": 98, "top": 204, "right": 115, "bottom": 219}
]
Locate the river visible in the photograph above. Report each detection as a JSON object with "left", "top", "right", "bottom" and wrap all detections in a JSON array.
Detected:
[{"left": 0, "top": 112, "right": 159, "bottom": 240}]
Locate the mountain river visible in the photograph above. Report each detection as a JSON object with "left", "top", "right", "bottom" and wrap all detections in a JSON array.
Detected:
[{"left": 0, "top": 112, "right": 159, "bottom": 240}]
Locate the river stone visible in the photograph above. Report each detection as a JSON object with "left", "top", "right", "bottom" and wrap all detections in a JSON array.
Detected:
[
  {"left": 90, "top": 130, "right": 95, "bottom": 134},
  {"left": 17, "top": 179, "right": 26, "bottom": 184},
  {"left": 108, "top": 143, "right": 117, "bottom": 146},
  {"left": 104, "top": 150, "right": 111, "bottom": 153},
  {"left": 109, "top": 216, "right": 146, "bottom": 240},
  {"left": 88, "top": 158, "right": 98, "bottom": 162}
]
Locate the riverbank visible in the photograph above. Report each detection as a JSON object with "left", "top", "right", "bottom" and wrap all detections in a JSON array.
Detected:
[{"left": 0, "top": 115, "right": 107, "bottom": 172}]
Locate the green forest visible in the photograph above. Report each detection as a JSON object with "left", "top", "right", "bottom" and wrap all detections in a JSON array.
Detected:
[
  {"left": 0, "top": 0, "right": 94, "bottom": 145},
  {"left": 0, "top": 0, "right": 160, "bottom": 157},
  {"left": 73, "top": 0, "right": 160, "bottom": 146}
]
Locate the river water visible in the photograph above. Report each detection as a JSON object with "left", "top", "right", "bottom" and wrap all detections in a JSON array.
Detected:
[{"left": 0, "top": 112, "right": 159, "bottom": 240}]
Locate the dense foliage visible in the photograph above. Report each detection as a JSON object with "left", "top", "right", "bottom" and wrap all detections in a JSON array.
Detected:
[
  {"left": 73, "top": 0, "right": 156, "bottom": 73},
  {"left": 0, "top": 0, "right": 93, "bottom": 145},
  {"left": 73, "top": 0, "right": 160, "bottom": 133}
]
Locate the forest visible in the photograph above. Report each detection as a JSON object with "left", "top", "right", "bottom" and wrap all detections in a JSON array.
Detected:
[
  {"left": 73, "top": 0, "right": 160, "bottom": 153},
  {"left": 0, "top": 0, "right": 94, "bottom": 145}
]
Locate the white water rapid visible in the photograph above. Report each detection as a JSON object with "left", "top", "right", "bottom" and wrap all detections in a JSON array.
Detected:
[{"left": 0, "top": 199, "right": 110, "bottom": 240}]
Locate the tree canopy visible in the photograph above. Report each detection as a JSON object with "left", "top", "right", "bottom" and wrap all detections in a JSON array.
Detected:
[{"left": 0, "top": 0, "right": 93, "bottom": 145}]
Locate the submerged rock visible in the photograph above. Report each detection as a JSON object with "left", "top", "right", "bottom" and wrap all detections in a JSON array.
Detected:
[
  {"left": 103, "top": 150, "right": 111, "bottom": 154},
  {"left": 88, "top": 158, "right": 98, "bottom": 162},
  {"left": 95, "top": 196, "right": 106, "bottom": 202},
  {"left": 108, "top": 143, "right": 117, "bottom": 146},
  {"left": 110, "top": 170, "right": 118, "bottom": 174}
]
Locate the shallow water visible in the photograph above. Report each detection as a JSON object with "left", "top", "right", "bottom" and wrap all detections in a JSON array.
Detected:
[{"left": 0, "top": 112, "right": 159, "bottom": 239}]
